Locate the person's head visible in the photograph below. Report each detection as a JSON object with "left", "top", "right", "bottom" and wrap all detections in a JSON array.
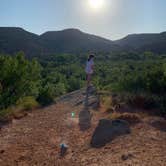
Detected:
[{"left": 88, "top": 54, "right": 94, "bottom": 61}]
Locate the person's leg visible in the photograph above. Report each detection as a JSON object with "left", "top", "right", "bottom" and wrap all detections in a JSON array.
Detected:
[{"left": 86, "top": 74, "right": 91, "bottom": 88}]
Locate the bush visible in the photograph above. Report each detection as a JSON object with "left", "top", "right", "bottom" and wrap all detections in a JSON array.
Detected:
[
  {"left": 0, "top": 96, "right": 39, "bottom": 122},
  {"left": 37, "top": 85, "right": 54, "bottom": 106},
  {"left": 0, "top": 106, "right": 29, "bottom": 122},
  {"left": 0, "top": 52, "right": 41, "bottom": 109},
  {"left": 101, "top": 95, "right": 122, "bottom": 113},
  {"left": 157, "top": 95, "right": 166, "bottom": 116},
  {"left": 67, "top": 76, "right": 83, "bottom": 92},
  {"left": 54, "top": 83, "right": 66, "bottom": 96},
  {"left": 101, "top": 96, "right": 113, "bottom": 112},
  {"left": 16, "top": 96, "right": 39, "bottom": 110},
  {"left": 0, "top": 108, "right": 13, "bottom": 121},
  {"left": 126, "top": 94, "right": 157, "bottom": 109}
]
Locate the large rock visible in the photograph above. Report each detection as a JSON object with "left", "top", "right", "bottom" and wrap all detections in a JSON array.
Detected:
[{"left": 91, "top": 119, "right": 131, "bottom": 148}]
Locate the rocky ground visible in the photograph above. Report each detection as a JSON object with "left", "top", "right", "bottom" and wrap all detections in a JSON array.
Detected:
[{"left": 0, "top": 89, "right": 166, "bottom": 166}]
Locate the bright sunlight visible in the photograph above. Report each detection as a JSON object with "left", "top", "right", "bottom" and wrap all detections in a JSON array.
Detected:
[{"left": 88, "top": 0, "right": 105, "bottom": 10}]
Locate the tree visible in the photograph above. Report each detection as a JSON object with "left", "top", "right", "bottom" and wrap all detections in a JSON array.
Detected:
[{"left": 0, "top": 52, "right": 41, "bottom": 109}]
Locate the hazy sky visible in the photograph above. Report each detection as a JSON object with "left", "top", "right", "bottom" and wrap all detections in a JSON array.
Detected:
[{"left": 0, "top": 0, "right": 166, "bottom": 40}]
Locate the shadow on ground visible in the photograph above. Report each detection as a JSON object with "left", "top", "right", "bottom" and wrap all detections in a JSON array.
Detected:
[
  {"left": 150, "top": 120, "right": 166, "bottom": 132},
  {"left": 79, "top": 91, "right": 92, "bottom": 131},
  {"left": 0, "top": 121, "right": 9, "bottom": 130}
]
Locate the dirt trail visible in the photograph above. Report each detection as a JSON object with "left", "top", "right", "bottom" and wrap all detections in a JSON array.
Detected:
[{"left": 0, "top": 89, "right": 166, "bottom": 166}]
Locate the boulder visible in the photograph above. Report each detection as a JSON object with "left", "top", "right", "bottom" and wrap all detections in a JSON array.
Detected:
[{"left": 91, "top": 119, "right": 131, "bottom": 148}]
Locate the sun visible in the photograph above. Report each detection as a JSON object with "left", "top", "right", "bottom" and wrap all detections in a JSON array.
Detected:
[{"left": 88, "top": 0, "right": 104, "bottom": 10}]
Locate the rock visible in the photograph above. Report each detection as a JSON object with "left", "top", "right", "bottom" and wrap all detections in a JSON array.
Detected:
[
  {"left": 121, "top": 153, "right": 134, "bottom": 160},
  {"left": 0, "top": 150, "right": 5, "bottom": 154},
  {"left": 91, "top": 119, "right": 131, "bottom": 148},
  {"left": 87, "top": 96, "right": 100, "bottom": 110},
  {"left": 88, "top": 86, "right": 97, "bottom": 95},
  {"left": 83, "top": 94, "right": 100, "bottom": 110}
]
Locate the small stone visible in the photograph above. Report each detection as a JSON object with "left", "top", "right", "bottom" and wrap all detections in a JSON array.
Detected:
[
  {"left": 0, "top": 150, "right": 5, "bottom": 154},
  {"left": 121, "top": 154, "right": 133, "bottom": 161},
  {"left": 121, "top": 154, "right": 128, "bottom": 160}
]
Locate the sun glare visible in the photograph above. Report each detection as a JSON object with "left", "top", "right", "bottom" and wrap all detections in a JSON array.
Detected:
[{"left": 88, "top": 0, "right": 104, "bottom": 10}]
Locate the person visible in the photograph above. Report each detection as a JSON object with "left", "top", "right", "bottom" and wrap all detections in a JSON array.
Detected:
[{"left": 85, "top": 54, "right": 95, "bottom": 90}]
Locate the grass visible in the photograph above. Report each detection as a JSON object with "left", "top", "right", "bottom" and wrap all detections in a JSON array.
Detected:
[
  {"left": 100, "top": 94, "right": 125, "bottom": 113},
  {"left": 0, "top": 96, "right": 39, "bottom": 123},
  {"left": 99, "top": 93, "right": 151, "bottom": 126},
  {"left": 0, "top": 107, "right": 14, "bottom": 122},
  {"left": 109, "top": 112, "right": 141, "bottom": 125},
  {"left": 16, "top": 96, "right": 39, "bottom": 110}
]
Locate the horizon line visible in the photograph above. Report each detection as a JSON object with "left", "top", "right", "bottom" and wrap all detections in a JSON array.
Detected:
[{"left": 0, "top": 26, "right": 165, "bottom": 41}]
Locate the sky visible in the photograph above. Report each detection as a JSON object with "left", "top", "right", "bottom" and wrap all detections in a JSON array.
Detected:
[{"left": 0, "top": 0, "right": 166, "bottom": 40}]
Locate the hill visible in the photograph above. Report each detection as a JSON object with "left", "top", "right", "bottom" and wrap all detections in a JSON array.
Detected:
[
  {"left": 0, "top": 27, "right": 166, "bottom": 57},
  {"left": 0, "top": 27, "right": 120, "bottom": 57},
  {"left": 40, "top": 28, "right": 120, "bottom": 53},
  {"left": 0, "top": 27, "right": 48, "bottom": 58},
  {"left": 0, "top": 88, "right": 165, "bottom": 165},
  {"left": 115, "top": 32, "right": 166, "bottom": 54}
]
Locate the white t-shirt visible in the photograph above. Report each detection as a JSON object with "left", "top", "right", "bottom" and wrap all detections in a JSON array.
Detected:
[{"left": 85, "top": 59, "right": 94, "bottom": 74}]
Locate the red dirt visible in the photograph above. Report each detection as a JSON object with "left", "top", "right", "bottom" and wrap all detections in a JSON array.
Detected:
[{"left": 0, "top": 90, "right": 166, "bottom": 166}]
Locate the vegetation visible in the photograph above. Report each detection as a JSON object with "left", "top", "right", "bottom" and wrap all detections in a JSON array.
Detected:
[
  {"left": 0, "top": 51, "right": 166, "bottom": 120},
  {"left": 0, "top": 52, "right": 41, "bottom": 109},
  {"left": 16, "top": 96, "right": 39, "bottom": 110}
]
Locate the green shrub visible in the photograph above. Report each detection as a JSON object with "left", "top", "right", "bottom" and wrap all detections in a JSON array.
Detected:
[
  {"left": 157, "top": 95, "right": 166, "bottom": 116},
  {"left": 126, "top": 94, "right": 157, "bottom": 109},
  {"left": 54, "top": 83, "right": 66, "bottom": 96},
  {"left": 37, "top": 85, "right": 54, "bottom": 106},
  {"left": 67, "top": 76, "right": 83, "bottom": 92},
  {"left": 16, "top": 96, "right": 39, "bottom": 110},
  {"left": 0, "top": 52, "right": 41, "bottom": 109},
  {"left": 0, "top": 108, "right": 13, "bottom": 120}
]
